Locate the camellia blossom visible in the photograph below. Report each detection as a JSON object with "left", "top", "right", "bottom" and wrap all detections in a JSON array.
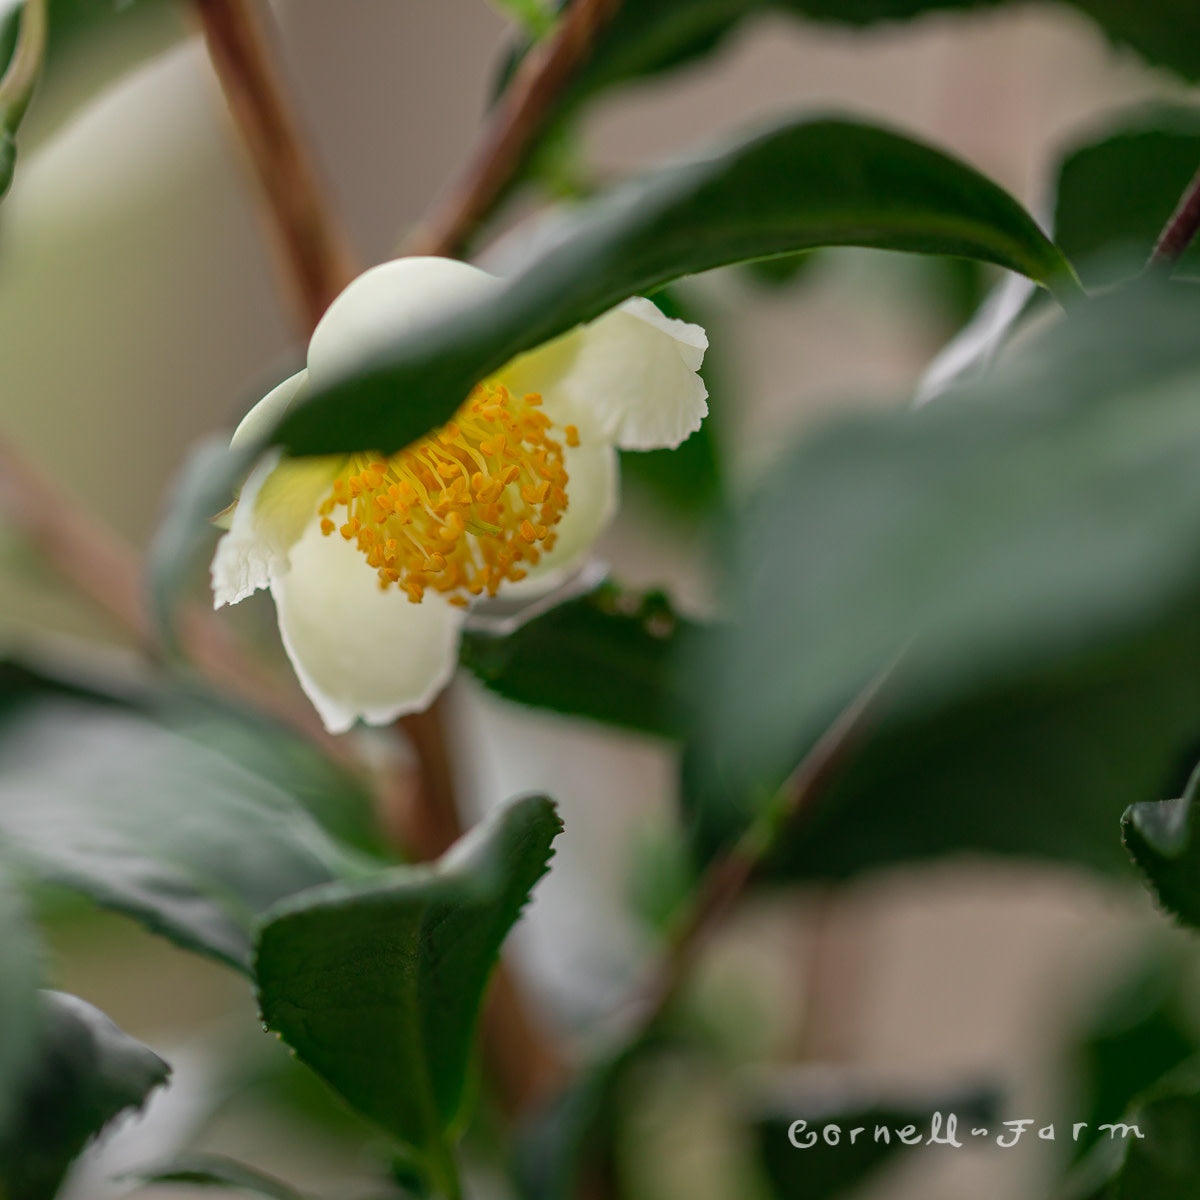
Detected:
[{"left": 211, "top": 256, "right": 708, "bottom": 733}]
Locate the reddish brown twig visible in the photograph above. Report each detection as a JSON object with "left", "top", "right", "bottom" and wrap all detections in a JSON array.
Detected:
[
  {"left": 388, "top": 696, "right": 565, "bottom": 1110},
  {"left": 644, "top": 664, "right": 896, "bottom": 1027},
  {"left": 1149, "top": 162, "right": 1200, "bottom": 271},
  {"left": 193, "top": 0, "right": 356, "bottom": 331},
  {"left": 403, "top": 0, "right": 623, "bottom": 258},
  {"left": 0, "top": 437, "right": 350, "bottom": 758}
]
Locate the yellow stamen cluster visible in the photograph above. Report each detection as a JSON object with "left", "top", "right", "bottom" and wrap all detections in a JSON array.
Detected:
[{"left": 318, "top": 382, "right": 570, "bottom": 606}]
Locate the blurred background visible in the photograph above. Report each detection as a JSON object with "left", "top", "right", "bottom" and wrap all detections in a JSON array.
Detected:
[{"left": 1, "top": 2, "right": 1196, "bottom": 1197}]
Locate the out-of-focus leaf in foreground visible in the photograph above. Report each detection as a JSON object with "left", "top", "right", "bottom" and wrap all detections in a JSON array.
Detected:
[
  {"left": 688, "top": 279, "right": 1200, "bottom": 879},
  {"left": 254, "top": 795, "right": 562, "bottom": 1194},
  {"left": 0, "top": 870, "right": 40, "bottom": 1132},
  {"left": 0, "top": 658, "right": 373, "bottom": 972},
  {"left": 507, "top": 1, "right": 1200, "bottom": 134},
  {"left": 1066, "top": 948, "right": 1200, "bottom": 1163},
  {"left": 131, "top": 1154, "right": 314, "bottom": 1200},
  {"left": 1063, "top": 1061, "right": 1200, "bottom": 1199},
  {"left": 272, "top": 116, "right": 1074, "bottom": 458},
  {"left": 0, "top": 991, "right": 170, "bottom": 1200}
]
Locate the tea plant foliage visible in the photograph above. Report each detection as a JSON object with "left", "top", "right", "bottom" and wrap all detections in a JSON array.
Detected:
[{"left": 8, "top": 1, "right": 1200, "bottom": 1198}]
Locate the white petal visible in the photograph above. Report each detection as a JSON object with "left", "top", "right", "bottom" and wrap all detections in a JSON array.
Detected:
[
  {"left": 269, "top": 519, "right": 465, "bottom": 733},
  {"left": 210, "top": 449, "right": 343, "bottom": 609},
  {"left": 506, "top": 440, "right": 619, "bottom": 595},
  {"left": 231, "top": 369, "right": 309, "bottom": 449},
  {"left": 538, "top": 297, "right": 708, "bottom": 451},
  {"left": 307, "top": 257, "right": 499, "bottom": 389},
  {"left": 211, "top": 450, "right": 284, "bottom": 608}
]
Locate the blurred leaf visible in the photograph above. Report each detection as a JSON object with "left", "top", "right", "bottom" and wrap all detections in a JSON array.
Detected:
[
  {"left": 0, "top": 870, "right": 40, "bottom": 1133},
  {"left": 254, "top": 795, "right": 562, "bottom": 1193},
  {"left": 1124, "top": 764, "right": 1200, "bottom": 929},
  {"left": 1062, "top": 1060, "right": 1200, "bottom": 1199},
  {"left": 1054, "top": 103, "right": 1200, "bottom": 287},
  {"left": 36, "top": 0, "right": 173, "bottom": 67},
  {"left": 0, "top": 128, "right": 14, "bottom": 195},
  {"left": 517, "top": 1, "right": 1200, "bottom": 117},
  {"left": 1067, "top": 949, "right": 1200, "bottom": 1161},
  {"left": 0, "top": 991, "right": 170, "bottom": 1200},
  {"left": 740, "top": 249, "right": 820, "bottom": 288},
  {"left": 0, "top": 0, "right": 48, "bottom": 200},
  {"left": 131, "top": 1154, "right": 314, "bottom": 1200},
  {"left": 687, "top": 279, "right": 1200, "bottom": 879},
  {"left": 147, "top": 434, "right": 248, "bottom": 652},
  {"left": 627, "top": 820, "right": 698, "bottom": 934},
  {"left": 488, "top": 0, "right": 555, "bottom": 38},
  {"left": 0, "top": 658, "right": 374, "bottom": 972},
  {"left": 273, "top": 116, "right": 1075, "bottom": 457},
  {"left": 754, "top": 1079, "right": 997, "bottom": 1200},
  {"left": 620, "top": 288, "right": 726, "bottom": 518},
  {"left": 1, "top": 0, "right": 183, "bottom": 148},
  {"left": 155, "top": 689, "right": 385, "bottom": 859},
  {"left": 516, "top": 1052, "right": 630, "bottom": 1200},
  {"left": 460, "top": 582, "right": 708, "bottom": 737}
]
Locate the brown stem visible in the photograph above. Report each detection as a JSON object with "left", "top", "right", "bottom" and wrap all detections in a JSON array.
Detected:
[
  {"left": 390, "top": 696, "right": 566, "bottom": 1111},
  {"left": 644, "top": 664, "right": 895, "bottom": 1027},
  {"left": 403, "top": 0, "right": 624, "bottom": 258},
  {"left": 193, "top": 0, "right": 356, "bottom": 332},
  {"left": 191, "top": 0, "right": 568, "bottom": 1116},
  {"left": 397, "top": 699, "right": 465, "bottom": 860},
  {"left": 0, "top": 439, "right": 350, "bottom": 757},
  {"left": 1149, "top": 162, "right": 1200, "bottom": 271}
]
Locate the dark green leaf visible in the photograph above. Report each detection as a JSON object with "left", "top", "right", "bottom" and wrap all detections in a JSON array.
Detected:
[
  {"left": 0, "top": 658, "right": 374, "bottom": 972},
  {"left": 254, "top": 795, "right": 562, "bottom": 1190},
  {"left": 0, "top": 991, "right": 170, "bottom": 1200},
  {"left": 688, "top": 279, "right": 1200, "bottom": 879},
  {"left": 460, "top": 583, "right": 708, "bottom": 737},
  {"left": 1124, "top": 763, "right": 1200, "bottom": 929},
  {"left": 1067, "top": 948, "right": 1200, "bottom": 1162},
  {"left": 1054, "top": 103, "right": 1200, "bottom": 288},
  {"left": 516, "top": 1, "right": 1200, "bottom": 129},
  {"left": 515, "top": 1053, "right": 629, "bottom": 1200},
  {"left": 131, "top": 1154, "right": 313, "bottom": 1200},
  {"left": 1061, "top": 1060, "right": 1200, "bottom": 1199},
  {"left": 754, "top": 1079, "right": 997, "bottom": 1200},
  {"left": 157, "top": 690, "right": 385, "bottom": 859},
  {"left": 273, "top": 117, "right": 1074, "bottom": 457},
  {"left": 0, "top": 871, "right": 40, "bottom": 1132}
]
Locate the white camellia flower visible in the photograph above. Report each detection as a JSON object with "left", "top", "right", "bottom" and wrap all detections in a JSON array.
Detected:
[{"left": 212, "top": 256, "right": 708, "bottom": 734}]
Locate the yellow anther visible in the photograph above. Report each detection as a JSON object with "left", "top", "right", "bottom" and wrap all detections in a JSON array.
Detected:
[
  {"left": 565, "top": 425, "right": 580, "bottom": 448},
  {"left": 316, "top": 378, "right": 571, "bottom": 604}
]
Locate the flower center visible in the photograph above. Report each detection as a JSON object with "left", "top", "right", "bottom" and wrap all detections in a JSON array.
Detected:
[{"left": 318, "top": 381, "right": 579, "bottom": 606}]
